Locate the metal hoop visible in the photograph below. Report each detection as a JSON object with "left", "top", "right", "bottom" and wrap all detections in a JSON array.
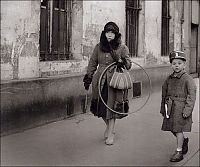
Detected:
[{"left": 98, "top": 61, "right": 152, "bottom": 115}]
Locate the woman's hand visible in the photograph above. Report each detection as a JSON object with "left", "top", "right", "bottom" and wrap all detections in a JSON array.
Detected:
[
  {"left": 117, "top": 59, "right": 125, "bottom": 69},
  {"left": 83, "top": 74, "right": 92, "bottom": 90}
]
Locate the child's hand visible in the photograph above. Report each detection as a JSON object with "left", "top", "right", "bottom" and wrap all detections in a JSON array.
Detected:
[{"left": 183, "top": 113, "right": 188, "bottom": 118}]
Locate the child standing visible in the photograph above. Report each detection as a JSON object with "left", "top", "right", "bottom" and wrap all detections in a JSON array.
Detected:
[{"left": 160, "top": 51, "right": 197, "bottom": 162}]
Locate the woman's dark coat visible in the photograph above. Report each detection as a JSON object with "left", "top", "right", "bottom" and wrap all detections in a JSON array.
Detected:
[
  {"left": 160, "top": 71, "right": 197, "bottom": 132},
  {"left": 87, "top": 43, "right": 132, "bottom": 119}
]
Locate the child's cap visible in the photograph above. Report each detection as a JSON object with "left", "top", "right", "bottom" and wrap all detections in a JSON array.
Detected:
[{"left": 169, "top": 51, "right": 186, "bottom": 63}]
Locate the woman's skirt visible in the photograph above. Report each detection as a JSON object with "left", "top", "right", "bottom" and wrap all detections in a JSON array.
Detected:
[{"left": 90, "top": 78, "right": 128, "bottom": 119}]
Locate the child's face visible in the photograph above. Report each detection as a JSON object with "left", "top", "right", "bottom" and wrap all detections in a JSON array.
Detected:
[
  {"left": 105, "top": 31, "right": 115, "bottom": 42},
  {"left": 171, "top": 59, "right": 186, "bottom": 73}
]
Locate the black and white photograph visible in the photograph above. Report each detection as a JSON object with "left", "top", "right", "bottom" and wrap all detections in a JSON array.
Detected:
[{"left": 1, "top": 0, "right": 199, "bottom": 166}]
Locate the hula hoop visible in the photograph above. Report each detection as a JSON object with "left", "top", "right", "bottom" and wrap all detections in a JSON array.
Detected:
[{"left": 98, "top": 61, "right": 152, "bottom": 115}]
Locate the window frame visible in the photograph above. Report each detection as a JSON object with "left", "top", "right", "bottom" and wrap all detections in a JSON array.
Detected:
[
  {"left": 161, "top": 0, "right": 171, "bottom": 56},
  {"left": 125, "top": 0, "right": 141, "bottom": 57},
  {"left": 39, "top": 0, "right": 72, "bottom": 61}
]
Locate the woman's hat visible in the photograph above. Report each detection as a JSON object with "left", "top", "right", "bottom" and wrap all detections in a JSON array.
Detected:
[
  {"left": 169, "top": 51, "right": 186, "bottom": 63},
  {"left": 104, "top": 21, "right": 119, "bottom": 34}
]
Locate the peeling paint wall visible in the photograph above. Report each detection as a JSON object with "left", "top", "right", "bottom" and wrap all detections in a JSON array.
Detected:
[
  {"left": 173, "top": 1, "right": 184, "bottom": 51},
  {"left": 1, "top": 1, "right": 40, "bottom": 80},
  {"left": 39, "top": 60, "right": 88, "bottom": 77},
  {"left": 37, "top": 1, "right": 127, "bottom": 78},
  {"left": 143, "top": 1, "right": 184, "bottom": 65},
  {"left": 71, "top": 0, "right": 83, "bottom": 60},
  {"left": 1, "top": 0, "right": 190, "bottom": 80},
  {"left": 144, "top": 1, "right": 162, "bottom": 65},
  {"left": 82, "top": 1, "right": 126, "bottom": 59},
  {"left": 39, "top": 0, "right": 87, "bottom": 77},
  {"left": 138, "top": 0, "right": 145, "bottom": 58},
  {"left": 169, "top": 1, "right": 175, "bottom": 52}
]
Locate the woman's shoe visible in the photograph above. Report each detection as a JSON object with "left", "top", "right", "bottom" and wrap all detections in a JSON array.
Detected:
[
  {"left": 105, "top": 134, "right": 114, "bottom": 145},
  {"left": 104, "top": 129, "right": 115, "bottom": 140}
]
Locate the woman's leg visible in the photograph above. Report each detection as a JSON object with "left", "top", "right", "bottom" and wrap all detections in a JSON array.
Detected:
[
  {"left": 108, "top": 118, "right": 115, "bottom": 137},
  {"left": 102, "top": 117, "right": 108, "bottom": 125},
  {"left": 103, "top": 117, "right": 116, "bottom": 140},
  {"left": 102, "top": 118, "right": 109, "bottom": 139},
  {"left": 105, "top": 118, "right": 116, "bottom": 145},
  {"left": 112, "top": 118, "right": 116, "bottom": 134}
]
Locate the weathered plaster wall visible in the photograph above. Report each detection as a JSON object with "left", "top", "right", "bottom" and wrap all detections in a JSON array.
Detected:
[
  {"left": 0, "top": 1, "right": 87, "bottom": 79},
  {"left": 183, "top": 0, "right": 191, "bottom": 73},
  {"left": 169, "top": 1, "right": 175, "bottom": 52},
  {"left": 144, "top": 1, "right": 162, "bottom": 65},
  {"left": 39, "top": 0, "right": 88, "bottom": 77},
  {"left": 191, "top": 0, "right": 199, "bottom": 25},
  {"left": 82, "top": 1, "right": 126, "bottom": 59},
  {"left": 160, "top": 1, "right": 184, "bottom": 64},
  {"left": 1, "top": 1, "right": 40, "bottom": 80},
  {"left": 138, "top": 0, "right": 145, "bottom": 58},
  {"left": 1, "top": 1, "right": 190, "bottom": 80},
  {"left": 39, "top": 60, "right": 88, "bottom": 77},
  {"left": 173, "top": 1, "right": 184, "bottom": 51},
  {"left": 71, "top": 0, "right": 83, "bottom": 60},
  {"left": 39, "top": 1, "right": 127, "bottom": 77}
]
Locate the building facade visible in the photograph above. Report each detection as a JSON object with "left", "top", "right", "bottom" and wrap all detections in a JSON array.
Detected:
[{"left": 1, "top": 0, "right": 199, "bottom": 135}]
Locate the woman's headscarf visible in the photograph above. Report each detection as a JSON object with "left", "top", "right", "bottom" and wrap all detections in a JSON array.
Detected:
[{"left": 100, "top": 21, "right": 121, "bottom": 52}]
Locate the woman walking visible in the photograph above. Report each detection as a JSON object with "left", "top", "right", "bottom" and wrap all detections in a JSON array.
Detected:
[{"left": 83, "top": 21, "right": 132, "bottom": 145}]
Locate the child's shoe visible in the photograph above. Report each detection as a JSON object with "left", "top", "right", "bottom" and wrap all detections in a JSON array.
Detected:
[
  {"left": 170, "top": 151, "right": 183, "bottom": 162},
  {"left": 182, "top": 138, "right": 189, "bottom": 154}
]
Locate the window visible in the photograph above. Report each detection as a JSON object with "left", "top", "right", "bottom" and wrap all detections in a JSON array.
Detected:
[
  {"left": 40, "top": 0, "right": 72, "bottom": 61},
  {"left": 161, "top": 0, "right": 171, "bottom": 56},
  {"left": 126, "top": 0, "right": 141, "bottom": 57}
]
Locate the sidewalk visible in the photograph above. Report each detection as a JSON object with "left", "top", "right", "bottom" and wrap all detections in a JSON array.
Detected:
[{"left": 1, "top": 78, "right": 199, "bottom": 166}]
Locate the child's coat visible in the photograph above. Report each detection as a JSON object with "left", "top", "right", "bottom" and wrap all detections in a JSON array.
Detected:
[{"left": 160, "top": 70, "right": 197, "bottom": 132}]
